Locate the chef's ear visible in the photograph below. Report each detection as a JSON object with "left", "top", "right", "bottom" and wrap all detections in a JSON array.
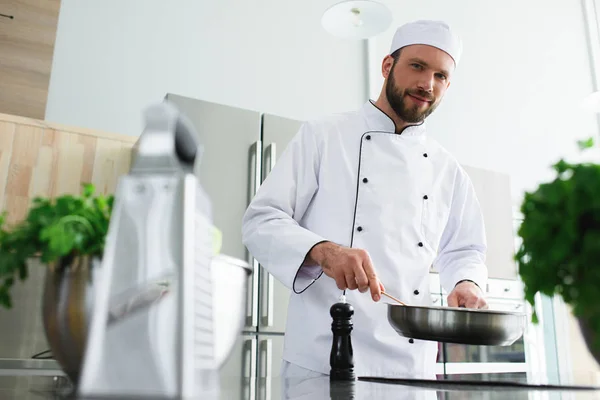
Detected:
[{"left": 381, "top": 55, "right": 394, "bottom": 79}]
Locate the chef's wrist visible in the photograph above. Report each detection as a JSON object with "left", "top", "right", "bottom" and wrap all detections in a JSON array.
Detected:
[
  {"left": 455, "top": 279, "right": 479, "bottom": 289},
  {"left": 306, "top": 240, "right": 334, "bottom": 266}
]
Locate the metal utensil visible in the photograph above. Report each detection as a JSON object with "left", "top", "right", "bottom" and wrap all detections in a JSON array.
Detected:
[{"left": 387, "top": 303, "right": 527, "bottom": 346}]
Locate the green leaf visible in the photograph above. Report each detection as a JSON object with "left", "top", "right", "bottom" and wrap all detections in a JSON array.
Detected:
[
  {"left": 82, "top": 183, "right": 95, "bottom": 198},
  {"left": 577, "top": 137, "right": 595, "bottom": 151}
]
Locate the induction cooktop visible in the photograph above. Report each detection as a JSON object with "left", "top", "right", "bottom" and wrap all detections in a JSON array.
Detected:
[{"left": 356, "top": 376, "right": 600, "bottom": 392}]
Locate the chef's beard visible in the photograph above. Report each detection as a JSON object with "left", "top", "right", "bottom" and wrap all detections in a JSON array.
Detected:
[{"left": 386, "top": 64, "right": 438, "bottom": 124}]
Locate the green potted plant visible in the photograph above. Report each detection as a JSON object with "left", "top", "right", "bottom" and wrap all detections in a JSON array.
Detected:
[
  {"left": 515, "top": 137, "right": 600, "bottom": 365},
  {"left": 0, "top": 183, "right": 114, "bottom": 383}
]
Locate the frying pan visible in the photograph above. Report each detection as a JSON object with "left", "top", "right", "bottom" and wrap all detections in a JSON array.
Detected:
[{"left": 385, "top": 296, "right": 527, "bottom": 346}]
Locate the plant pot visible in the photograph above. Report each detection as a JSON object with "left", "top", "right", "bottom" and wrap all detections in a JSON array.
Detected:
[
  {"left": 41, "top": 254, "right": 100, "bottom": 385},
  {"left": 577, "top": 316, "right": 600, "bottom": 367}
]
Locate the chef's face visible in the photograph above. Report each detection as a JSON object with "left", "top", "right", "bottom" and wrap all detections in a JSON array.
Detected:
[{"left": 383, "top": 44, "right": 454, "bottom": 124}]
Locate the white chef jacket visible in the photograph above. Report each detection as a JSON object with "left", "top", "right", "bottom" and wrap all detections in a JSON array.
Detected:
[{"left": 241, "top": 100, "right": 488, "bottom": 378}]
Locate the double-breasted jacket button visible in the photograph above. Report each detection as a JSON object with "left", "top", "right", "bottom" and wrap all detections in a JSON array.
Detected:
[
  {"left": 357, "top": 226, "right": 363, "bottom": 232},
  {"left": 423, "top": 195, "right": 428, "bottom": 200},
  {"left": 414, "top": 290, "right": 420, "bottom": 295},
  {"left": 423, "top": 153, "right": 428, "bottom": 157},
  {"left": 418, "top": 242, "right": 423, "bottom": 247},
  {"left": 409, "top": 338, "right": 414, "bottom": 344},
  {"left": 366, "top": 135, "right": 371, "bottom": 140},
  {"left": 363, "top": 178, "right": 368, "bottom": 183}
]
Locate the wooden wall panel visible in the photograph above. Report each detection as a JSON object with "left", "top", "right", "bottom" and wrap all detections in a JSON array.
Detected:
[
  {"left": 0, "top": 0, "right": 61, "bottom": 119},
  {"left": 0, "top": 113, "right": 138, "bottom": 225}
]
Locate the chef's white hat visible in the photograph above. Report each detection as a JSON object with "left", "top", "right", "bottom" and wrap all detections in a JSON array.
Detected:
[{"left": 389, "top": 20, "right": 463, "bottom": 65}]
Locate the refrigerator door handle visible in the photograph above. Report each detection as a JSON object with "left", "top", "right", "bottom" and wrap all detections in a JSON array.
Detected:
[
  {"left": 258, "top": 338, "right": 273, "bottom": 400},
  {"left": 264, "top": 143, "right": 277, "bottom": 178},
  {"left": 246, "top": 141, "right": 262, "bottom": 328},
  {"left": 260, "top": 143, "right": 277, "bottom": 328},
  {"left": 260, "top": 270, "right": 274, "bottom": 327},
  {"left": 242, "top": 338, "right": 257, "bottom": 400}
]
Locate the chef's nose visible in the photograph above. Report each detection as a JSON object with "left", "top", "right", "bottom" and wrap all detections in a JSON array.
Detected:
[{"left": 417, "top": 74, "right": 434, "bottom": 93}]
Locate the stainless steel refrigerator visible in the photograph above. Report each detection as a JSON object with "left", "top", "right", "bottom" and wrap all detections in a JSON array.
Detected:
[{"left": 164, "top": 94, "right": 299, "bottom": 400}]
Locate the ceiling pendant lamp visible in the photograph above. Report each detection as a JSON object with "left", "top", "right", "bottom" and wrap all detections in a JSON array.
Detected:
[{"left": 321, "top": 0, "right": 393, "bottom": 39}]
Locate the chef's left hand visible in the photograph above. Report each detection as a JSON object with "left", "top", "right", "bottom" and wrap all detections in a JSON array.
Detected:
[{"left": 447, "top": 281, "right": 488, "bottom": 309}]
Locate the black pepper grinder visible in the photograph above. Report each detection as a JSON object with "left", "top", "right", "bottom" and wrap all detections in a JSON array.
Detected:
[
  {"left": 330, "top": 380, "right": 356, "bottom": 400},
  {"left": 329, "top": 295, "right": 355, "bottom": 381}
]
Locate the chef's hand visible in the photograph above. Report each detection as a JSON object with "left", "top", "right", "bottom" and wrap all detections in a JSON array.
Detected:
[
  {"left": 447, "top": 280, "right": 488, "bottom": 309},
  {"left": 307, "top": 242, "right": 384, "bottom": 302}
]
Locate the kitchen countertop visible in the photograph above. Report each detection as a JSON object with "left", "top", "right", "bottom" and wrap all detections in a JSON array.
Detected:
[{"left": 6, "top": 372, "right": 600, "bottom": 400}]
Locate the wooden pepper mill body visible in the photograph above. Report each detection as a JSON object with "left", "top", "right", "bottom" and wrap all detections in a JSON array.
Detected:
[{"left": 329, "top": 298, "right": 355, "bottom": 381}]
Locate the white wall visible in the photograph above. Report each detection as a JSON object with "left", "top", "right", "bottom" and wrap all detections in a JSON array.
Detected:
[
  {"left": 367, "top": 0, "right": 599, "bottom": 205},
  {"left": 47, "top": 0, "right": 600, "bottom": 204},
  {"left": 45, "top": 0, "right": 366, "bottom": 136}
]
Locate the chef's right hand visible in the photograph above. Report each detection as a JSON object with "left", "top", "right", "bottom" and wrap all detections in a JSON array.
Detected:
[{"left": 308, "top": 242, "right": 383, "bottom": 302}]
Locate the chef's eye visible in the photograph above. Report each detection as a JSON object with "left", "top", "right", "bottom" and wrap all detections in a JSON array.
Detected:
[
  {"left": 435, "top": 73, "right": 447, "bottom": 81},
  {"left": 411, "top": 63, "right": 423, "bottom": 70}
]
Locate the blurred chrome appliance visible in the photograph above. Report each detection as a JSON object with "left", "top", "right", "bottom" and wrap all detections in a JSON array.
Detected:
[{"left": 77, "top": 102, "right": 251, "bottom": 399}]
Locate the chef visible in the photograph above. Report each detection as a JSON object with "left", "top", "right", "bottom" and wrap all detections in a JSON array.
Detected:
[{"left": 242, "top": 19, "right": 489, "bottom": 380}]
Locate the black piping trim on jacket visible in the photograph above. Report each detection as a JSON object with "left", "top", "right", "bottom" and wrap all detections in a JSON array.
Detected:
[
  {"left": 292, "top": 240, "right": 328, "bottom": 294},
  {"left": 343, "top": 128, "right": 419, "bottom": 296},
  {"left": 349, "top": 131, "right": 374, "bottom": 250},
  {"left": 368, "top": 99, "right": 424, "bottom": 135},
  {"left": 343, "top": 131, "right": 387, "bottom": 294},
  {"left": 368, "top": 100, "right": 398, "bottom": 133}
]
